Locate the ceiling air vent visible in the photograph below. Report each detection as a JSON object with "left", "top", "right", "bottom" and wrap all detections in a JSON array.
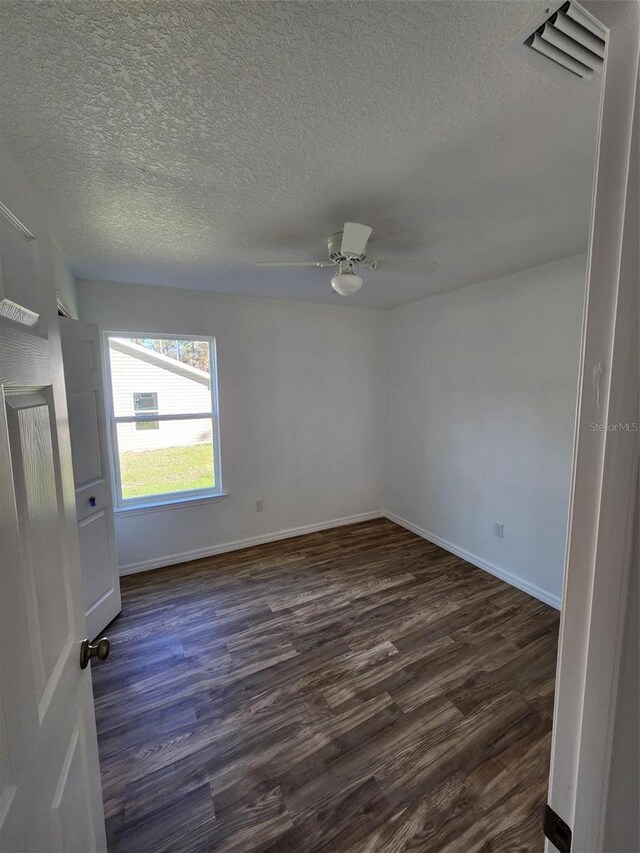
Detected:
[{"left": 507, "top": 2, "right": 606, "bottom": 85}]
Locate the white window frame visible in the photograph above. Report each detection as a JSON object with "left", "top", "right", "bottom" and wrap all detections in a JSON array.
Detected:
[{"left": 103, "top": 332, "right": 224, "bottom": 509}]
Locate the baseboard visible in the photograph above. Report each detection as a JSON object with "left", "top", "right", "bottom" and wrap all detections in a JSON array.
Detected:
[
  {"left": 118, "top": 510, "right": 383, "bottom": 576},
  {"left": 383, "top": 510, "right": 562, "bottom": 610}
]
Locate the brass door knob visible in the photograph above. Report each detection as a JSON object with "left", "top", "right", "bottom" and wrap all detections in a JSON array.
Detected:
[{"left": 80, "top": 636, "right": 110, "bottom": 669}]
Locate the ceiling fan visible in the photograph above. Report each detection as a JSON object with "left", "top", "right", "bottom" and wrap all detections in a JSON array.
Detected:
[{"left": 255, "top": 222, "right": 439, "bottom": 296}]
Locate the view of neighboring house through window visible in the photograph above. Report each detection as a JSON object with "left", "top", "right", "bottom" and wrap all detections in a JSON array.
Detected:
[{"left": 106, "top": 335, "right": 222, "bottom": 504}]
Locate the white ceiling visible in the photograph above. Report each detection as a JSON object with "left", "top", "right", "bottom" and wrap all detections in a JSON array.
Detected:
[{"left": 0, "top": 1, "right": 600, "bottom": 308}]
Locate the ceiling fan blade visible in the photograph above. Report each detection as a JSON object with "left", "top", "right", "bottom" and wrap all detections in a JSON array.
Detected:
[
  {"left": 255, "top": 261, "right": 334, "bottom": 268},
  {"left": 341, "top": 222, "right": 373, "bottom": 257},
  {"left": 368, "top": 259, "right": 439, "bottom": 274}
]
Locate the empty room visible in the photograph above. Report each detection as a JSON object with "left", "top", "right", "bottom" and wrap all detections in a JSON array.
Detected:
[{"left": 0, "top": 3, "right": 637, "bottom": 853}]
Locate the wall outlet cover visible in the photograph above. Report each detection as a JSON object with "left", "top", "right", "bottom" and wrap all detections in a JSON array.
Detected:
[{"left": 494, "top": 523, "right": 504, "bottom": 539}]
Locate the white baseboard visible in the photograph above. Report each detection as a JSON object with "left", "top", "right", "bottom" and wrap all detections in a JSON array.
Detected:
[
  {"left": 383, "top": 510, "right": 562, "bottom": 610},
  {"left": 118, "top": 510, "right": 383, "bottom": 576}
]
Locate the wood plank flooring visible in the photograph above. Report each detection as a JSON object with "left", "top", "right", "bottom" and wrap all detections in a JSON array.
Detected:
[{"left": 92, "top": 518, "right": 559, "bottom": 853}]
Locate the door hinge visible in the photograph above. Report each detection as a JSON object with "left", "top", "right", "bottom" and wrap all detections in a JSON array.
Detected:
[{"left": 544, "top": 804, "right": 572, "bottom": 852}]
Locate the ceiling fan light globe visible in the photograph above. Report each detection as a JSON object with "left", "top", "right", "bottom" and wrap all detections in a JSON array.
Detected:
[{"left": 331, "top": 271, "right": 363, "bottom": 296}]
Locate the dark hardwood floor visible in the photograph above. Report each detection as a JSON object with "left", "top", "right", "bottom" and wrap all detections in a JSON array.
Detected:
[{"left": 92, "top": 518, "right": 560, "bottom": 853}]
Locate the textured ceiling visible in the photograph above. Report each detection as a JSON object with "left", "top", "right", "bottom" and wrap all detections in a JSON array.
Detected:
[{"left": 0, "top": 1, "right": 600, "bottom": 308}]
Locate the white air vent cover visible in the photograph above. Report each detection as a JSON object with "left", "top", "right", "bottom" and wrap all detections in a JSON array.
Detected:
[{"left": 507, "top": 2, "right": 606, "bottom": 85}]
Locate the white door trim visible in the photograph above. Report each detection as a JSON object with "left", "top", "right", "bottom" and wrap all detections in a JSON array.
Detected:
[{"left": 546, "top": 2, "right": 639, "bottom": 850}]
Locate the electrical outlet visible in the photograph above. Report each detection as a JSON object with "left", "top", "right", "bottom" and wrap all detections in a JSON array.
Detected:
[
  {"left": 494, "top": 523, "right": 504, "bottom": 539},
  {"left": 255, "top": 499, "right": 264, "bottom": 512}
]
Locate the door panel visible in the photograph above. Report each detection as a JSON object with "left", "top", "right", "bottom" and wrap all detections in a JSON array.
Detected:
[
  {"left": 0, "top": 190, "right": 106, "bottom": 852},
  {"left": 51, "top": 712, "right": 98, "bottom": 853},
  {"left": 6, "top": 391, "right": 74, "bottom": 694},
  {"left": 60, "top": 317, "right": 121, "bottom": 640},
  {"left": 67, "top": 390, "right": 103, "bottom": 487},
  {"left": 79, "top": 510, "right": 115, "bottom": 613}
]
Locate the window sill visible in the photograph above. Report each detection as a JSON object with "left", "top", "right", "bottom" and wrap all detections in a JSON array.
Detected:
[{"left": 114, "top": 492, "right": 228, "bottom": 517}]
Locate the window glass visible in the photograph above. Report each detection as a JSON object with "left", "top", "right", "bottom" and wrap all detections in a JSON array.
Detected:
[
  {"left": 110, "top": 338, "right": 212, "bottom": 418},
  {"left": 133, "top": 392, "right": 158, "bottom": 412},
  {"left": 116, "top": 420, "right": 215, "bottom": 499},
  {"left": 107, "top": 335, "right": 221, "bottom": 504}
]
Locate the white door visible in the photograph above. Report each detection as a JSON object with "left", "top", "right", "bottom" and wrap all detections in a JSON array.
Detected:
[
  {"left": 0, "top": 197, "right": 107, "bottom": 851},
  {"left": 60, "top": 317, "right": 121, "bottom": 640}
]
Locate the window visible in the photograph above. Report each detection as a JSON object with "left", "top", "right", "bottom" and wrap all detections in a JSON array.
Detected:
[
  {"left": 105, "top": 335, "right": 222, "bottom": 506},
  {"left": 133, "top": 392, "right": 159, "bottom": 429}
]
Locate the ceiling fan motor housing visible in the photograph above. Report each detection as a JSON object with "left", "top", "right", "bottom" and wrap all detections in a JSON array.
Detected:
[{"left": 328, "top": 232, "right": 367, "bottom": 264}]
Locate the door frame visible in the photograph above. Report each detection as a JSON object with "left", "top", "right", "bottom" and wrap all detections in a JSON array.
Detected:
[{"left": 547, "top": 2, "right": 639, "bottom": 850}]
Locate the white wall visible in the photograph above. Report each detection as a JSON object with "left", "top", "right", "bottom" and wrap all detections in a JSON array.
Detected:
[
  {"left": 79, "top": 255, "right": 585, "bottom": 601},
  {"left": 52, "top": 238, "right": 78, "bottom": 318},
  {"left": 78, "top": 280, "right": 385, "bottom": 572},
  {"left": 384, "top": 254, "right": 586, "bottom": 607}
]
